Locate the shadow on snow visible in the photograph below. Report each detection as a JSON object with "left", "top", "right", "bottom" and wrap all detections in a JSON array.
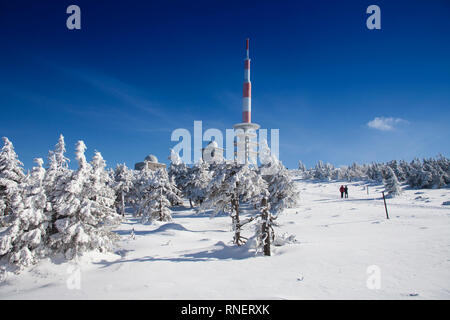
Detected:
[
  {"left": 114, "top": 222, "right": 227, "bottom": 236},
  {"left": 94, "top": 241, "right": 255, "bottom": 268}
]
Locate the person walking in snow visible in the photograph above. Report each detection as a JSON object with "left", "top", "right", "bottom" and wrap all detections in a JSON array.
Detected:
[
  {"left": 344, "top": 185, "right": 348, "bottom": 198},
  {"left": 340, "top": 185, "right": 345, "bottom": 198}
]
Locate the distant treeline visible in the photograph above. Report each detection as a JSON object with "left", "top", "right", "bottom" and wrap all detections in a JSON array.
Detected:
[{"left": 297, "top": 155, "right": 450, "bottom": 189}]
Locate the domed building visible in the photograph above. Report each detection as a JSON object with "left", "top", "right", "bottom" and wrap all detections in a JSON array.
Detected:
[
  {"left": 134, "top": 154, "right": 166, "bottom": 171},
  {"left": 145, "top": 154, "right": 158, "bottom": 163},
  {"left": 202, "top": 140, "right": 224, "bottom": 163}
]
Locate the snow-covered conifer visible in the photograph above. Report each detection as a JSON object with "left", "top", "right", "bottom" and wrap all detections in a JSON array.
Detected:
[
  {"left": 202, "top": 162, "right": 268, "bottom": 246},
  {"left": 44, "top": 135, "right": 72, "bottom": 233},
  {"left": 259, "top": 141, "right": 299, "bottom": 214},
  {"left": 298, "top": 160, "right": 306, "bottom": 173},
  {"left": 408, "top": 158, "right": 431, "bottom": 188},
  {"left": 50, "top": 141, "right": 120, "bottom": 259},
  {"left": 157, "top": 168, "right": 182, "bottom": 207},
  {"left": 384, "top": 166, "right": 402, "bottom": 198},
  {"left": 0, "top": 158, "right": 50, "bottom": 269},
  {"left": 112, "top": 163, "right": 134, "bottom": 216},
  {"left": 424, "top": 158, "right": 448, "bottom": 188},
  {"left": 346, "top": 163, "right": 365, "bottom": 181},
  {"left": 130, "top": 166, "right": 152, "bottom": 216},
  {"left": 387, "top": 160, "right": 405, "bottom": 182},
  {"left": 367, "top": 162, "right": 384, "bottom": 182},
  {"left": 0, "top": 137, "right": 25, "bottom": 225},
  {"left": 265, "top": 165, "right": 299, "bottom": 214},
  {"left": 167, "top": 149, "right": 189, "bottom": 199},
  {"left": 184, "top": 159, "right": 212, "bottom": 208},
  {"left": 145, "top": 170, "right": 173, "bottom": 222},
  {"left": 399, "top": 160, "right": 411, "bottom": 182},
  {"left": 313, "top": 160, "right": 335, "bottom": 181},
  {"left": 134, "top": 168, "right": 181, "bottom": 223},
  {"left": 169, "top": 148, "right": 182, "bottom": 166},
  {"left": 298, "top": 156, "right": 449, "bottom": 189},
  {"left": 54, "top": 134, "right": 70, "bottom": 169},
  {"left": 168, "top": 149, "right": 187, "bottom": 182},
  {"left": 436, "top": 155, "right": 450, "bottom": 186},
  {"left": 88, "top": 151, "right": 119, "bottom": 221}
]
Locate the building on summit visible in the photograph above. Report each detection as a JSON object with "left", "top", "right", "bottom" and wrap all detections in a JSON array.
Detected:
[
  {"left": 202, "top": 140, "right": 224, "bottom": 163},
  {"left": 134, "top": 154, "right": 166, "bottom": 171}
]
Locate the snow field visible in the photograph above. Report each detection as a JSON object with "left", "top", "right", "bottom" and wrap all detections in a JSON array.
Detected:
[{"left": 1, "top": 178, "right": 449, "bottom": 299}]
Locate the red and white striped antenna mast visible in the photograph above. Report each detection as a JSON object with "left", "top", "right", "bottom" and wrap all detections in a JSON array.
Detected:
[
  {"left": 234, "top": 38, "right": 260, "bottom": 165},
  {"left": 243, "top": 38, "right": 251, "bottom": 123}
]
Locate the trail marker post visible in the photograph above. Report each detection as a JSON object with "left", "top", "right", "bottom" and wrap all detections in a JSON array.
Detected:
[{"left": 382, "top": 191, "right": 389, "bottom": 219}]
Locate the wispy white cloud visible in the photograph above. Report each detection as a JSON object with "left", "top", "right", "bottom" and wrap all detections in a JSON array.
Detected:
[
  {"left": 49, "top": 66, "right": 196, "bottom": 132},
  {"left": 367, "top": 117, "right": 408, "bottom": 131},
  {"left": 59, "top": 67, "right": 168, "bottom": 118}
]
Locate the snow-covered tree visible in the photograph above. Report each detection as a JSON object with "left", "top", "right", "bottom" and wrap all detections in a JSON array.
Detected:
[
  {"left": 167, "top": 149, "right": 190, "bottom": 204},
  {"left": 264, "top": 165, "right": 299, "bottom": 214},
  {"left": 146, "top": 186, "right": 172, "bottom": 223},
  {"left": 49, "top": 141, "right": 120, "bottom": 259},
  {"left": 407, "top": 158, "right": 432, "bottom": 189},
  {"left": 53, "top": 134, "right": 70, "bottom": 169},
  {"left": 184, "top": 159, "right": 212, "bottom": 208},
  {"left": 383, "top": 166, "right": 402, "bottom": 198},
  {"left": 157, "top": 168, "right": 182, "bottom": 207},
  {"left": 259, "top": 141, "right": 299, "bottom": 214},
  {"left": 44, "top": 152, "right": 59, "bottom": 196},
  {"left": 399, "top": 160, "right": 411, "bottom": 182},
  {"left": 298, "top": 155, "right": 450, "bottom": 189},
  {"left": 143, "top": 170, "right": 173, "bottom": 223},
  {"left": 313, "top": 160, "right": 335, "bottom": 181},
  {"left": 88, "top": 151, "right": 119, "bottom": 220},
  {"left": 134, "top": 168, "right": 181, "bottom": 223},
  {"left": 0, "top": 137, "right": 25, "bottom": 226},
  {"left": 436, "top": 155, "right": 450, "bottom": 186},
  {"left": 367, "top": 162, "right": 384, "bottom": 182},
  {"left": 168, "top": 149, "right": 188, "bottom": 190},
  {"left": 387, "top": 160, "right": 405, "bottom": 182},
  {"left": 0, "top": 158, "right": 50, "bottom": 269},
  {"left": 201, "top": 162, "right": 268, "bottom": 246},
  {"left": 201, "top": 162, "right": 235, "bottom": 215},
  {"left": 422, "top": 158, "right": 448, "bottom": 189},
  {"left": 130, "top": 166, "right": 152, "bottom": 217},
  {"left": 43, "top": 135, "right": 72, "bottom": 235},
  {"left": 298, "top": 160, "right": 307, "bottom": 173},
  {"left": 112, "top": 163, "right": 134, "bottom": 216},
  {"left": 346, "top": 163, "right": 366, "bottom": 181}
]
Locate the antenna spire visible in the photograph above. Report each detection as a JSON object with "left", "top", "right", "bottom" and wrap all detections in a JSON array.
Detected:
[{"left": 243, "top": 38, "right": 251, "bottom": 123}]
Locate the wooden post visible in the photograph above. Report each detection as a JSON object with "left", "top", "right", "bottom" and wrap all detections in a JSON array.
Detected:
[
  {"left": 121, "top": 189, "right": 125, "bottom": 217},
  {"left": 159, "top": 188, "right": 163, "bottom": 221},
  {"left": 382, "top": 191, "right": 389, "bottom": 219}
]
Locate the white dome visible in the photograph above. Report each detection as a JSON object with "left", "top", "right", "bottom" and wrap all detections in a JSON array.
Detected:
[
  {"left": 208, "top": 141, "right": 218, "bottom": 148},
  {"left": 145, "top": 154, "right": 158, "bottom": 163}
]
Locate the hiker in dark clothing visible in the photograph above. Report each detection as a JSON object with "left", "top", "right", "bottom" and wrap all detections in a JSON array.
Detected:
[
  {"left": 344, "top": 185, "right": 348, "bottom": 198},
  {"left": 339, "top": 185, "right": 345, "bottom": 198}
]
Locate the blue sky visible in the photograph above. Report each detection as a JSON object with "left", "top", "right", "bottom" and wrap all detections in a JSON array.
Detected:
[{"left": 0, "top": 0, "right": 449, "bottom": 170}]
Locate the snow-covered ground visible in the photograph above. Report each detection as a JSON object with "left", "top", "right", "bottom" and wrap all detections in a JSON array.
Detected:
[{"left": 1, "top": 176, "right": 450, "bottom": 299}]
